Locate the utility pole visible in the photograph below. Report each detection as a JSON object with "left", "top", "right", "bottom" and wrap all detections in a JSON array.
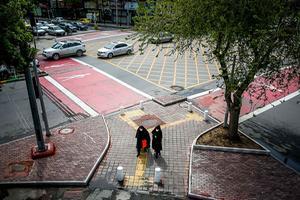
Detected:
[{"left": 24, "top": 66, "right": 46, "bottom": 152}]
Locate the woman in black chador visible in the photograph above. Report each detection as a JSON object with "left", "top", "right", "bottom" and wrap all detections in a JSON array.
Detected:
[
  {"left": 135, "top": 126, "right": 150, "bottom": 157},
  {"left": 151, "top": 125, "right": 163, "bottom": 158}
]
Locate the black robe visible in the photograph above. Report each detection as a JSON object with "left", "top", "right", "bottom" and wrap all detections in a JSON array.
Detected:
[
  {"left": 151, "top": 125, "right": 162, "bottom": 151},
  {"left": 136, "top": 126, "right": 150, "bottom": 149}
]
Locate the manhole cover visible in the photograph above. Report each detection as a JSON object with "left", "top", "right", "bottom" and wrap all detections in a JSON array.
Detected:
[
  {"left": 11, "top": 164, "right": 26, "bottom": 172},
  {"left": 59, "top": 127, "right": 75, "bottom": 135},
  {"left": 170, "top": 85, "right": 184, "bottom": 91},
  {"left": 133, "top": 115, "right": 165, "bottom": 129}
]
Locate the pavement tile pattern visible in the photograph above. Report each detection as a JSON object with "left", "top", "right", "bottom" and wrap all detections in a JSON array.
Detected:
[
  {"left": 0, "top": 116, "right": 108, "bottom": 184},
  {"left": 190, "top": 149, "right": 300, "bottom": 199},
  {"left": 90, "top": 101, "right": 217, "bottom": 197}
]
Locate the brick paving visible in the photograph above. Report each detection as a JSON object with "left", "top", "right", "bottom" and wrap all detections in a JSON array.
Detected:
[
  {"left": 0, "top": 116, "right": 109, "bottom": 184},
  {"left": 90, "top": 101, "right": 217, "bottom": 197},
  {"left": 153, "top": 94, "right": 187, "bottom": 106},
  {"left": 190, "top": 149, "right": 300, "bottom": 199}
]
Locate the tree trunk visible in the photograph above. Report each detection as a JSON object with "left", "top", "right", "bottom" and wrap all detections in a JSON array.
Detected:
[{"left": 228, "top": 95, "right": 242, "bottom": 140}]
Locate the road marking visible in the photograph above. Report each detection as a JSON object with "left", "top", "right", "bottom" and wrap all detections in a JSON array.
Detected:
[
  {"left": 194, "top": 52, "right": 200, "bottom": 84},
  {"left": 214, "top": 60, "right": 221, "bottom": 75},
  {"left": 136, "top": 47, "right": 153, "bottom": 74},
  {"left": 126, "top": 52, "right": 140, "bottom": 69},
  {"left": 146, "top": 49, "right": 160, "bottom": 79},
  {"left": 200, "top": 46, "right": 212, "bottom": 80},
  {"left": 158, "top": 48, "right": 168, "bottom": 84},
  {"left": 44, "top": 76, "right": 99, "bottom": 117},
  {"left": 185, "top": 52, "right": 187, "bottom": 88},
  {"left": 59, "top": 73, "right": 91, "bottom": 82},
  {"left": 239, "top": 90, "right": 300, "bottom": 123},
  {"left": 72, "top": 58, "right": 154, "bottom": 99}
]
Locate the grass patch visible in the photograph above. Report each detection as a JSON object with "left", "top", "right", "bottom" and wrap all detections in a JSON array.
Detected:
[{"left": 197, "top": 125, "right": 262, "bottom": 149}]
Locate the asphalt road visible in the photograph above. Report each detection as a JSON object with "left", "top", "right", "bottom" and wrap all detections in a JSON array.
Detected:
[
  {"left": 240, "top": 94, "right": 300, "bottom": 172},
  {"left": 0, "top": 81, "right": 79, "bottom": 144}
]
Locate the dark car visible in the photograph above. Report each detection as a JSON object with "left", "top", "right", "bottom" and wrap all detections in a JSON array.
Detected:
[
  {"left": 59, "top": 23, "right": 77, "bottom": 32},
  {"left": 70, "top": 21, "right": 88, "bottom": 31}
]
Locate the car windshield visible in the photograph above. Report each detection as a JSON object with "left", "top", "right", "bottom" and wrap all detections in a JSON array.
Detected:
[
  {"left": 52, "top": 42, "right": 63, "bottom": 49},
  {"left": 104, "top": 44, "right": 115, "bottom": 49}
]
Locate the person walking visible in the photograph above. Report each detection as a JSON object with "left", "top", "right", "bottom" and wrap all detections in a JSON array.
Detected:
[
  {"left": 135, "top": 126, "right": 150, "bottom": 157},
  {"left": 152, "top": 125, "right": 162, "bottom": 158}
]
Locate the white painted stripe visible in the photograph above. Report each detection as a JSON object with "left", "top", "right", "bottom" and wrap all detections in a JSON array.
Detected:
[
  {"left": 71, "top": 58, "right": 153, "bottom": 99},
  {"left": 239, "top": 90, "right": 300, "bottom": 123},
  {"left": 44, "top": 76, "right": 99, "bottom": 117},
  {"left": 83, "top": 33, "right": 132, "bottom": 42},
  {"left": 187, "top": 87, "right": 222, "bottom": 100}
]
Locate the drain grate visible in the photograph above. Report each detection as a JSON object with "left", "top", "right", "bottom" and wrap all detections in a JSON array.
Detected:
[{"left": 170, "top": 85, "right": 185, "bottom": 91}]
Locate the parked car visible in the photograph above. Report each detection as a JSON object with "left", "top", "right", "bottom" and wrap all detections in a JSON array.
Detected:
[
  {"left": 51, "top": 17, "right": 64, "bottom": 24},
  {"left": 97, "top": 42, "right": 133, "bottom": 58},
  {"left": 59, "top": 23, "right": 77, "bottom": 32},
  {"left": 150, "top": 32, "right": 174, "bottom": 44},
  {"left": 47, "top": 26, "right": 65, "bottom": 36},
  {"left": 70, "top": 21, "right": 88, "bottom": 31},
  {"left": 79, "top": 18, "right": 91, "bottom": 24},
  {"left": 32, "top": 27, "right": 46, "bottom": 36},
  {"left": 36, "top": 22, "right": 49, "bottom": 32},
  {"left": 42, "top": 40, "right": 86, "bottom": 60}
]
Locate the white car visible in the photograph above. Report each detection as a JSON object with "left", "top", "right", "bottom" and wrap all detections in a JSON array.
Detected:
[
  {"left": 42, "top": 40, "right": 86, "bottom": 60},
  {"left": 97, "top": 42, "right": 133, "bottom": 58}
]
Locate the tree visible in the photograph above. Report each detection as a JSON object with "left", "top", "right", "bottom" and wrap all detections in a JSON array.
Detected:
[
  {"left": 0, "top": 0, "right": 35, "bottom": 71},
  {"left": 134, "top": 0, "right": 300, "bottom": 140}
]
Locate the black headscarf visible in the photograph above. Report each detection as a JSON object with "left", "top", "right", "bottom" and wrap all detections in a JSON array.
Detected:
[{"left": 151, "top": 125, "right": 162, "bottom": 151}]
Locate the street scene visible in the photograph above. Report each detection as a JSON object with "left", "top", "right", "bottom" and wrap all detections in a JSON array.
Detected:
[{"left": 0, "top": 0, "right": 300, "bottom": 200}]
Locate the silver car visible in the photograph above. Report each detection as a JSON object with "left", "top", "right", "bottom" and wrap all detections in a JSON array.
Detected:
[
  {"left": 47, "top": 25, "right": 65, "bottom": 36},
  {"left": 97, "top": 42, "right": 133, "bottom": 58},
  {"left": 42, "top": 40, "right": 86, "bottom": 60}
]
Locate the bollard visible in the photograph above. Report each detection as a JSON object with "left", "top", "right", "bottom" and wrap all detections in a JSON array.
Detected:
[
  {"left": 139, "top": 100, "right": 144, "bottom": 110},
  {"left": 187, "top": 102, "right": 193, "bottom": 112},
  {"left": 120, "top": 106, "right": 125, "bottom": 116},
  {"left": 117, "top": 166, "right": 124, "bottom": 181},
  {"left": 204, "top": 110, "right": 209, "bottom": 121},
  {"left": 154, "top": 167, "right": 161, "bottom": 183}
]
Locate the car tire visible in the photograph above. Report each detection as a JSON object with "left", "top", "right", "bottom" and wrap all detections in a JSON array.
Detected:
[
  {"left": 108, "top": 53, "right": 113, "bottom": 59},
  {"left": 127, "top": 49, "right": 132, "bottom": 55},
  {"left": 52, "top": 53, "right": 60, "bottom": 60},
  {"left": 76, "top": 50, "right": 83, "bottom": 57}
]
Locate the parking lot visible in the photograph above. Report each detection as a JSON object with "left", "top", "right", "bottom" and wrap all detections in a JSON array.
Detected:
[{"left": 85, "top": 36, "right": 220, "bottom": 91}]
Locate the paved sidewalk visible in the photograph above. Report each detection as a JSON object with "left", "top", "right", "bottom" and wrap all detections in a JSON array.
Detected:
[
  {"left": 90, "top": 101, "right": 217, "bottom": 197},
  {"left": 190, "top": 148, "right": 300, "bottom": 199},
  {"left": 0, "top": 116, "right": 109, "bottom": 185}
]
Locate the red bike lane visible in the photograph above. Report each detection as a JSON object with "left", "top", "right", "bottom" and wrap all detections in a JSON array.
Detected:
[
  {"left": 192, "top": 68, "right": 300, "bottom": 122},
  {"left": 39, "top": 58, "right": 147, "bottom": 115}
]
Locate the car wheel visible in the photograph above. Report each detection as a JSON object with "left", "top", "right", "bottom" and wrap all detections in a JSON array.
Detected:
[
  {"left": 52, "top": 53, "right": 60, "bottom": 60},
  {"left": 127, "top": 49, "right": 132, "bottom": 55},
  {"left": 108, "top": 53, "right": 113, "bottom": 59},
  {"left": 76, "top": 50, "right": 83, "bottom": 57}
]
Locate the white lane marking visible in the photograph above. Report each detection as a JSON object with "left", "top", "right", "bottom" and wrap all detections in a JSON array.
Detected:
[
  {"left": 71, "top": 58, "right": 153, "bottom": 99},
  {"left": 82, "top": 32, "right": 132, "bottom": 42},
  {"left": 239, "top": 90, "right": 300, "bottom": 123},
  {"left": 45, "top": 64, "right": 65, "bottom": 69},
  {"left": 44, "top": 76, "right": 99, "bottom": 117},
  {"left": 187, "top": 88, "right": 222, "bottom": 100},
  {"left": 59, "top": 73, "right": 91, "bottom": 82}
]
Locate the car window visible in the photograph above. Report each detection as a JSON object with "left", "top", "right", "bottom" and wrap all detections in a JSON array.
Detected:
[
  {"left": 52, "top": 43, "right": 62, "bottom": 49},
  {"left": 104, "top": 44, "right": 115, "bottom": 49},
  {"left": 115, "top": 44, "right": 126, "bottom": 48},
  {"left": 62, "top": 43, "right": 70, "bottom": 48}
]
